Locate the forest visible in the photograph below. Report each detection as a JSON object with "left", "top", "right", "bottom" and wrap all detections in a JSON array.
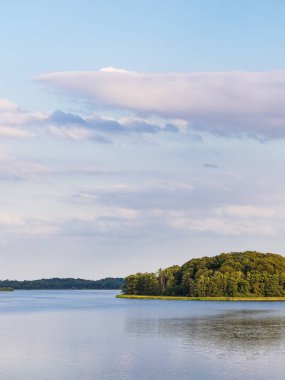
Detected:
[
  {"left": 0, "top": 277, "right": 124, "bottom": 290},
  {"left": 122, "top": 251, "right": 285, "bottom": 297}
]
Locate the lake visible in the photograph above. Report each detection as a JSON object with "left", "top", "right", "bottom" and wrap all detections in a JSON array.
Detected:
[{"left": 1, "top": 290, "right": 285, "bottom": 379}]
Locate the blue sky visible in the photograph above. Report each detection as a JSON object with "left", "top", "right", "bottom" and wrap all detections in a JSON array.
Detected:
[{"left": 1, "top": 0, "right": 285, "bottom": 279}]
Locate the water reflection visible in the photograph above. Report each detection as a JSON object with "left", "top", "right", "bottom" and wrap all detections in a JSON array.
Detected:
[
  {"left": 2, "top": 292, "right": 285, "bottom": 380},
  {"left": 126, "top": 309, "right": 285, "bottom": 354}
]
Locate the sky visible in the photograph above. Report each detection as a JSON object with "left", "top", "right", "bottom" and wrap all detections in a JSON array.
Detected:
[{"left": 1, "top": 0, "right": 285, "bottom": 279}]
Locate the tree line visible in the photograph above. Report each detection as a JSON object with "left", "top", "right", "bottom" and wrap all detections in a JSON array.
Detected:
[
  {"left": 122, "top": 251, "right": 285, "bottom": 297},
  {"left": 0, "top": 277, "right": 124, "bottom": 290}
]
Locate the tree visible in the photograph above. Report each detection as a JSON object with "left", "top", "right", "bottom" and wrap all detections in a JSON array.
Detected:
[{"left": 122, "top": 251, "right": 285, "bottom": 297}]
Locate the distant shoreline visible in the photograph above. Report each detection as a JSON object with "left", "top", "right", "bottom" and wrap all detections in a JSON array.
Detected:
[
  {"left": 0, "top": 277, "right": 124, "bottom": 290},
  {"left": 1, "top": 288, "right": 120, "bottom": 291},
  {"left": 117, "top": 294, "right": 285, "bottom": 302}
]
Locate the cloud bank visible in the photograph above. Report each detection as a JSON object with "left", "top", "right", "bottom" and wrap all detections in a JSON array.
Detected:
[
  {"left": 3, "top": 68, "right": 285, "bottom": 141},
  {"left": 67, "top": 182, "right": 278, "bottom": 238},
  {"left": 37, "top": 68, "right": 285, "bottom": 139},
  {"left": 0, "top": 99, "right": 179, "bottom": 142}
]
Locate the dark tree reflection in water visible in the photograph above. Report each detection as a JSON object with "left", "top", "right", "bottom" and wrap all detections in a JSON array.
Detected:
[{"left": 126, "top": 309, "right": 285, "bottom": 356}]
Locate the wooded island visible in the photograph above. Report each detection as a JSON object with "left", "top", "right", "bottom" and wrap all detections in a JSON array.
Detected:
[{"left": 122, "top": 251, "right": 285, "bottom": 298}]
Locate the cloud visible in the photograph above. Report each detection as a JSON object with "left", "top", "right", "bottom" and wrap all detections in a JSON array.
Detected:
[
  {"left": 45, "top": 110, "right": 177, "bottom": 140},
  {"left": 48, "top": 109, "right": 86, "bottom": 125},
  {"left": 0, "top": 99, "right": 176, "bottom": 141},
  {"left": 0, "top": 178, "right": 278, "bottom": 240},
  {"left": 0, "top": 99, "right": 44, "bottom": 127},
  {"left": 60, "top": 208, "right": 141, "bottom": 239},
  {"left": 47, "top": 125, "right": 91, "bottom": 141},
  {"left": 172, "top": 204, "right": 275, "bottom": 236},
  {"left": 0, "top": 153, "right": 115, "bottom": 182},
  {"left": 0, "top": 215, "right": 57, "bottom": 237},
  {"left": 0, "top": 155, "right": 52, "bottom": 181},
  {"left": 0, "top": 98, "right": 44, "bottom": 138},
  {"left": 215, "top": 205, "right": 274, "bottom": 218},
  {"left": 169, "top": 216, "right": 274, "bottom": 236},
  {"left": 0, "top": 99, "right": 18, "bottom": 111},
  {"left": 0, "top": 126, "right": 33, "bottom": 138},
  {"left": 66, "top": 183, "right": 279, "bottom": 237},
  {"left": 37, "top": 68, "right": 285, "bottom": 139},
  {"left": 70, "top": 183, "right": 195, "bottom": 210}
]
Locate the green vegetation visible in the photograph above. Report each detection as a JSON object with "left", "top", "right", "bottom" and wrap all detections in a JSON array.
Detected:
[
  {"left": 0, "top": 277, "right": 124, "bottom": 290},
  {"left": 117, "top": 295, "right": 285, "bottom": 301},
  {"left": 122, "top": 251, "right": 285, "bottom": 297},
  {"left": 0, "top": 287, "right": 14, "bottom": 291}
]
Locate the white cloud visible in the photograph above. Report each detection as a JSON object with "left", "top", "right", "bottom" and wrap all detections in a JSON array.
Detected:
[
  {"left": 0, "top": 99, "right": 44, "bottom": 126},
  {"left": 37, "top": 68, "right": 285, "bottom": 139},
  {"left": 0, "top": 215, "right": 58, "bottom": 236},
  {"left": 0, "top": 98, "right": 44, "bottom": 138},
  {"left": 0, "top": 99, "right": 18, "bottom": 111}
]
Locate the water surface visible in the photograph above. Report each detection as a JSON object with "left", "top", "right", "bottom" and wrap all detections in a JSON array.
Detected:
[{"left": 1, "top": 290, "right": 285, "bottom": 379}]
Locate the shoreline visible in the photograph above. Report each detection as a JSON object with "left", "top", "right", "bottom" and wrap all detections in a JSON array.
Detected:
[{"left": 116, "top": 294, "right": 285, "bottom": 302}]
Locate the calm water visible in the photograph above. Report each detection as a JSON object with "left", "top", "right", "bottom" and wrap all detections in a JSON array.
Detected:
[{"left": 1, "top": 290, "right": 285, "bottom": 379}]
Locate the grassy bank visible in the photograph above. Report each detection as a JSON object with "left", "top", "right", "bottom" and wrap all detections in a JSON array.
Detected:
[
  {"left": 0, "top": 287, "right": 14, "bottom": 291},
  {"left": 116, "top": 294, "right": 285, "bottom": 302}
]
